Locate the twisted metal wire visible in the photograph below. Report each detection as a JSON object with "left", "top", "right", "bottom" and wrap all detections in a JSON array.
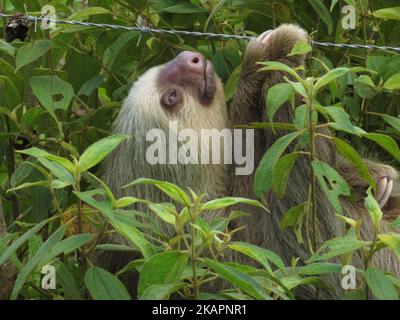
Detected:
[{"left": 1, "top": 13, "right": 400, "bottom": 53}]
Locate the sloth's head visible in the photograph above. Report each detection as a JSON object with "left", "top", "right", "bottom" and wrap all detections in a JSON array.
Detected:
[{"left": 122, "top": 51, "right": 227, "bottom": 131}]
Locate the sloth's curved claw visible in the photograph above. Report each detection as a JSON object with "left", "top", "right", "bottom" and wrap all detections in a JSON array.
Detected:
[
  {"left": 376, "top": 177, "right": 387, "bottom": 203},
  {"left": 379, "top": 178, "right": 393, "bottom": 209},
  {"left": 258, "top": 30, "right": 273, "bottom": 45},
  {"left": 375, "top": 177, "right": 394, "bottom": 209}
]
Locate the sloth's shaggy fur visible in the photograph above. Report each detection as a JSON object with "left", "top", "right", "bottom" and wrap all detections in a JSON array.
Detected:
[{"left": 103, "top": 24, "right": 400, "bottom": 299}]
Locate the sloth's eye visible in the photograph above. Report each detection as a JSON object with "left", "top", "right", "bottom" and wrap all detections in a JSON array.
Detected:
[
  {"left": 168, "top": 90, "right": 177, "bottom": 104},
  {"left": 161, "top": 88, "right": 182, "bottom": 110}
]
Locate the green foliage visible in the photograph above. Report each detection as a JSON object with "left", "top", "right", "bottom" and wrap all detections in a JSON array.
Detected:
[{"left": 0, "top": 0, "right": 399, "bottom": 301}]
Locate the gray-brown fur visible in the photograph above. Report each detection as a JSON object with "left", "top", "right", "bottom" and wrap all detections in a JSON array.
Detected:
[
  {"left": 103, "top": 24, "right": 400, "bottom": 299},
  {"left": 230, "top": 24, "right": 400, "bottom": 299}
]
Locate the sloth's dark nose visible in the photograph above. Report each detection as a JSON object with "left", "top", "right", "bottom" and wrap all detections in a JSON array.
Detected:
[{"left": 177, "top": 51, "right": 206, "bottom": 74}]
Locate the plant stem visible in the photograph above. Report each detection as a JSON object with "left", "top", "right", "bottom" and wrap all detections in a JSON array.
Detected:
[
  {"left": 308, "top": 87, "right": 319, "bottom": 300},
  {"left": 364, "top": 234, "right": 377, "bottom": 300},
  {"left": 4, "top": 118, "right": 19, "bottom": 220},
  {"left": 270, "top": 0, "right": 276, "bottom": 28},
  {"left": 49, "top": 187, "right": 62, "bottom": 216},
  {"left": 190, "top": 209, "right": 199, "bottom": 299},
  {"left": 305, "top": 186, "right": 314, "bottom": 255},
  {"left": 74, "top": 174, "right": 83, "bottom": 235},
  {"left": 1, "top": 0, "right": 6, "bottom": 35},
  {"left": 307, "top": 93, "right": 318, "bottom": 252}
]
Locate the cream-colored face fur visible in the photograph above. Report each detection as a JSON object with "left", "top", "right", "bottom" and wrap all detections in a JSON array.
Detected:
[{"left": 122, "top": 65, "right": 229, "bottom": 133}]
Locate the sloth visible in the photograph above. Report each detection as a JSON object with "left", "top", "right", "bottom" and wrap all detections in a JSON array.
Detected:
[{"left": 103, "top": 24, "right": 400, "bottom": 299}]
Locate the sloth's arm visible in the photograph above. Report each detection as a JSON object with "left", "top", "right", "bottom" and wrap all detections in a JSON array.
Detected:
[
  {"left": 230, "top": 24, "right": 400, "bottom": 218},
  {"left": 230, "top": 24, "right": 308, "bottom": 125}
]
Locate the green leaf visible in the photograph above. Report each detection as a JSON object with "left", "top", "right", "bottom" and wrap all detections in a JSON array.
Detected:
[
  {"left": 383, "top": 73, "right": 400, "bottom": 90},
  {"left": 0, "top": 39, "right": 16, "bottom": 56},
  {"left": 78, "top": 75, "right": 105, "bottom": 97},
  {"left": 16, "top": 40, "right": 52, "bottom": 70},
  {"left": 272, "top": 152, "right": 300, "bottom": 198},
  {"left": 87, "top": 172, "right": 116, "bottom": 203},
  {"left": 37, "top": 158, "right": 75, "bottom": 185},
  {"left": 363, "top": 133, "right": 400, "bottom": 161},
  {"left": 31, "top": 76, "right": 74, "bottom": 113},
  {"left": 16, "top": 147, "right": 49, "bottom": 158},
  {"left": 79, "top": 134, "right": 129, "bottom": 172},
  {"left": 163, "top": 3, "right": 207, "bottom": 13},
  {"left": 108, "top": 217, "right": 156, "bottom": 260},
  {"left": 364, "top": 268, "right": 398, "bottom": 300},
  {"left": 8, "top": 181, "right": 49, "bottom": 192},
  {"left": 299, "top": 263, "right": 342, "bottom": 275},
  {"left": 254, "top": 132, "right": 301, "bottom": 198},
  {"left": 364, "top": 188, "right": 382, "bottom": 231},
  {"left": 382, "top": 115, "right": 400, "bottom": 133},
  {"left": 0, "top": 76, "right": 21, "bottom": 108},
  {"left": 330, "top": 0, "right": 340, "bottom": 11},
  {"left": 56, "top": 262, "right": 83, "bottom": 300},
  {"left": 96, "top": 243, "right": 138, "bottom": 252},
  {"left": 266, "top": 83, "right": 294, "bottom": 126},
  {"left": 377, "top": 233, "right": 400, "bottom": 259},
  {"left": 354, "top": 75, "right": 375, "bottom": 99},
  {"left": 224, "top": 64, "right": 241, "bottom": 101},
  {"left": 17, "top": 148, "right": 75, "bottom": 173},
  {"left": 148, "top": 203, "right": 176, "bottom": 225},
  {"left": 294, "top": 104, "right": 317, "bottom": 130},
  {"left": 288, "top": 41, "right": 312, "bottom": 56},
  {"left": 71, "top": 7, "right": 112, "bottom": 19},
  {"left": 138, "top": 252, "right": 188, "bottom": 297},
  {"left": 312, "top": 160, "right": 351, "bottom": 214},
  {"left": 204, "top": 258, "right": 270, "bottom": 300},
  {"left": 258, "top": 61, "right": 302, "bottom": 82},
  {"left": 0, "top": 219, "right": 49, "bottom": 267},
  {"left": 85, "top": 266, "right": 131, "bottom": 300},
  {"left": 103, "top": 32, "right": 137, "bottom": 71},
  {"left": 308, "top": 0, "right": 333, "bottom": 34},
  {"left": 240, "top": 122, "right": 295, "bottom": 131},
  {"left": 95, "top": 244, "right": 138, "bottom": 252},
  {"left": 139, "top": 284, "right": 186, "bottom": 300},
  {"left": 333, "top": 138, "right": 375, "bottom": 188},
  {"left": 228, "top": 241, "right": 285, "bottom": 272},
  {"left": 114, "top": 197, "right": 142, "bottom": 208},
  {"left": 201, "top": 197, "right": 268, "bottom": 212},
  {"left": 74, "top": 190, "right": 156, "bottom": 259},
  {"left": 48, "top": 234, "right": 92, "bottom": 258},
  {"left": 315, "top": 68, "right": 349, "bottom": 92},
  {"left": 323, "top": 106, "right": 363, "bottom": 135},
  {"left": 308, "top": 237, "right": 368, "bottom": 262},
  {"left": 125, "top": 178, "right": 191, "bottom": 207},
  {"left": 286, "top": 79, "right": 308, "bottom": 98},
  {"left": 279, "top": 203, "right": 308, "bottom": 230},
  {"left": 390, "top": 218, "right": 400, "bottom": 229},
  {"left": 373, "top": 7, "right": 400, "bottom": 20},
  {"left": 11, "top": 225, "right": 66, "bottom": 299}
]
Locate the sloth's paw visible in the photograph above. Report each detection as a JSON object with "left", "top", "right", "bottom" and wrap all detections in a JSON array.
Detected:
[
  {"left": 256, "top": 24, "right": 309, "bottom": 60},
  {"left": 241, "top": 24, "right": 308, "bottom": 80},
  {"left": 367, "top": 162, "right": 398, "bottom": 209},
  {"left": 257, "top": 30, "right": 274, "bottom": 45}
]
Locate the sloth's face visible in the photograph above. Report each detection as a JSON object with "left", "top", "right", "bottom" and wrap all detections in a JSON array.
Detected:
[
  {"left": 156, "top": 51, "right": 217, "bottom": 111},
  {"left": 123, "top": 51, "right": 226, "bottom": 131}
]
